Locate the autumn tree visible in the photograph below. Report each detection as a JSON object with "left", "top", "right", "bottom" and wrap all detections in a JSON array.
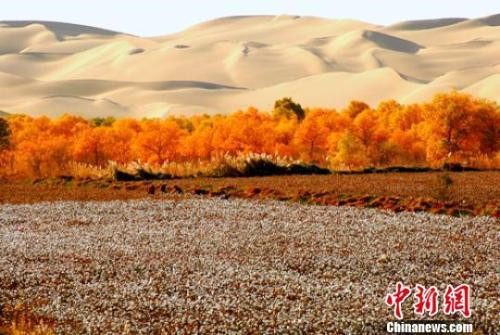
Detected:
[
  {"left": 423, "top": 92, "right": 487, "bottom": 166},
  {"left": 389, "top": 129, "right": 426, "bottom": 165},
  {"left": 353, "top": 108, "right": 377, "bottom": 147},
  {"left": 209, "top": 108, "right": 275, "bottom": 156},
  {"left": 332, "top": 131, "right": 369, "bottom": 170},
  {"left": 106, "top": 120, "right": 138, "bottom": 163},
  {"left": 273, "top": 116, "right": 299, "bottom": 157},
  {"left": 392, "top": 104, "right": 423, "bottom": 131},
  {"left": 73, "top": 127, "right": 110, "bottom": 167},
  {"left": 472, "top": 99, "right": 500, "bottom": 158},
  {"left": 134, "top": 120, "right": 186, "bottom": 164},
  {"left": 293, "top": 110, "right": 332, "bottom": 163},
  {"left": 181, "top": 123, "right": 214, "bottom": 160}
]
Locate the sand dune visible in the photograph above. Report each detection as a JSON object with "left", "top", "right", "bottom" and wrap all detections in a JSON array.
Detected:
[
  {"left": 7, "top": 95, "right": 129, "bottom": 118},
  {"left": 0, "top": 21, "right": 122, "bottom": 38},
  {"left": 0, "top": 14, "right": 499, "bottom": 118},
  {"left": 386, "top": 18, "right": 467, "bottom": 31},
  {"left": 465, "top": 74, "right": 500, "bottom": 100}
]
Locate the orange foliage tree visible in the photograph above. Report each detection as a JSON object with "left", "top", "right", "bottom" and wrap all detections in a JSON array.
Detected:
[
  {"left": 134, "top": 120, "right": 187, "bottom": 164},
  {"left": 423, "top": 92, "right": 500, "bottom": 166}
]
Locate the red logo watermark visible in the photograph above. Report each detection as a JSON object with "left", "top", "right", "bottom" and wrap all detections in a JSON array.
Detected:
[
  {"left": 443, "top": 284, "right": 471, "bottom": 318},
  {"left": 385, "top": 283, "right": 471, "bottom": 320}
]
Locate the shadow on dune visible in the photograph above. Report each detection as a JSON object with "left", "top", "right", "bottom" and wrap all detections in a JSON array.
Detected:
[{"left": 0, "top": 20, "right": 124, "bottom": 39}]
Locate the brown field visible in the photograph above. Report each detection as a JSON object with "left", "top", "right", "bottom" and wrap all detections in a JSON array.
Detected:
[{"left": 0, "top": 172, "right": 499, "bottom": 217}]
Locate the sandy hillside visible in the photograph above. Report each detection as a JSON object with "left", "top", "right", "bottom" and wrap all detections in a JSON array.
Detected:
[{"left": 0, "top": 15, "right": 499, "bottom": 118}]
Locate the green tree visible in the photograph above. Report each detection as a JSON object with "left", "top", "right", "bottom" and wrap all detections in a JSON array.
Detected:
[
  {"left": 273, "top": 97, "right": 305, "bottom": 121},
  {"left": 91, "top": 117, "right": 116, "bottom": 127},
  {"left": 343, "top": 100, "right": 370, "bottom": 119}
]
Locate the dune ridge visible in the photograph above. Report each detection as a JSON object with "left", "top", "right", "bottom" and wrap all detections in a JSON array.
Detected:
[{"left": 0, "top": 14, "right": 499, "bottom": 118}]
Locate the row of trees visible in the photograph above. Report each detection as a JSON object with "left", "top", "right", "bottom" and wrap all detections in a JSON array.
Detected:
[{"left": 0, "top": 92, "right": 499, "bottom": 178}]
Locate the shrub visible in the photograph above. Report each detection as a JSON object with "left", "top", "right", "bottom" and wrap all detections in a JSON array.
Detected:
[
  {"left": 136, "top": 167, "right": 172, "bottom": 180},
  {"left": 241, "top": 158, "right": 287, "bottom": 177},
  {"left": 287, "top": 164, "right": 330, "bottom": 175},
  {"left": 209, "top": 162, "right": 241, "bottom": 178},
  {"left": 112, "top": 168, "right": 139, "bottom": 181}
]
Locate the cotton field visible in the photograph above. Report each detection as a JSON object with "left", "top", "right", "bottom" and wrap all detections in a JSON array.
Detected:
[{"left": 0, "top": 198, "right": 498, "bottom": 334}]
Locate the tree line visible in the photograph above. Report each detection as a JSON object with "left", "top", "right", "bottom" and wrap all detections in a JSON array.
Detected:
[{"left": 0, "top": 92, "right": 498, "bottom": 178}]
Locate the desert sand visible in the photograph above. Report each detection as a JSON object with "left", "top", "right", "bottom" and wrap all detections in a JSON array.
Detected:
[{"left": 0, "top": 14, "right": 499, "bottom": 118}]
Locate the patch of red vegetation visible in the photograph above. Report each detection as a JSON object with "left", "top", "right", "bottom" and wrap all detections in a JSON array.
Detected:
[{"left": 154, "top": 184, "right": 498, "bottom": 217}]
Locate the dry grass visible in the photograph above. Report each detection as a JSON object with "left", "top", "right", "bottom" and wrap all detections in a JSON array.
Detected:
[{"left": 68, "top": 154, "right": 308, "bottom": 180}]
